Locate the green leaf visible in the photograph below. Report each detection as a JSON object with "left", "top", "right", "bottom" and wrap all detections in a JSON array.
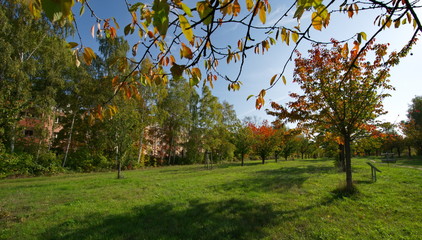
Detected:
[
  {"left": 66, "top": 42, "right": 78, "bottom": 48},
  {"left": 197, "top": 1, "right": 213, "bottom": 25},
  {"left": 152, "top": 0, "right": 170, "bottom": 37},
  {"left": 181, "top": 3, "right": 193, "bottom": 17},
  {"left": 170, "top": 64, "right": 185, "bottom": 79},
  {"left": 41, "top": 0, "right": 74, "bottom": 22},
  {"left": 124, "top": 24, "right": 134, "bottom": 36},
  {"left": 293, "top": 6, "right": 304, "bottom": 19},
  {"left": 179, "top": 15, "right": 193, "bottom": 42},
  {"left": 247, "top": 94, "right": 254, "bottom": 101},
  {"left": 79, "top": 4, "right": 85, "bottom": 16},
  {"left": 129, "top": 2, "right": 144, "bottom": 12}
]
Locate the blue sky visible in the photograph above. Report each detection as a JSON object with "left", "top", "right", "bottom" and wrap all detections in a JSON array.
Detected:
[{"left": 69, "top": 0, "right": 422, "bottom": 125}]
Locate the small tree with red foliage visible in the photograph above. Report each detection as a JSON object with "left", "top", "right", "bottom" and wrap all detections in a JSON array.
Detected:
[{"left": 248, "top": 120, "right": 276, "bottom": 164}]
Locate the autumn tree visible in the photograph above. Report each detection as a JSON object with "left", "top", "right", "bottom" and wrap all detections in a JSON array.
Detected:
[
  {"left": 249, "top": 120, "right": 275, "bottom": 164},
  {"left": 267, "top": 40, "right": 411, "bottom": 191}
]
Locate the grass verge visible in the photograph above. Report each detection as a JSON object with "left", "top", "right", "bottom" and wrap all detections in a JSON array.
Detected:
[{"left": 1, "top": 158, "right": 421, "bottom": 239}]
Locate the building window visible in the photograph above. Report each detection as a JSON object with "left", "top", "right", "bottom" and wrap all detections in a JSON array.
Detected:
[{"left": 24, "top": 130, "right": 34, "bottom": 137}]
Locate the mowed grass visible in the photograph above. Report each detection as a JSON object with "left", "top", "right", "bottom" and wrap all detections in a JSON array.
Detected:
[{"left": 1, "top": 158, "right": 421, "bottom": 240}]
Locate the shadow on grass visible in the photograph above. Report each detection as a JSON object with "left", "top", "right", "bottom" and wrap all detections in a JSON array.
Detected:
[
  {"left": 217, "top": 161, "right": 264, "bottom": 168},
  {"left": 42, "top": 195, "right": 348, "bottom": 240},
  {"left": 42, "top": 198, "right": 279, "bottom": 240},
  {"left": 220, "top": 165, "right": 335, "bottom": 193},
  {"left": 395, "top": 158, "right": 422, "bottom": 167}
]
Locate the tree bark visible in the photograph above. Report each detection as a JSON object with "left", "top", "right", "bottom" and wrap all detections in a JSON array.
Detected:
[
  {"left": 10, "top": 123, "right": 16, "bottom": 154},
  {"left": 344, "top": 134, "right": 353, "bottom": 191},
  {"left": 241, "top": 154, "right": 244, "bottom": 166},
  {"left": 116, "top": 143, "right": 121, "bottom": 179},
  {"left": 137, "top": 128, "right": 144, "bottom": 165},
  {"left": 62, "top": 111, "right": 76, "bottom": 167},
  {"left": 339, "top": 144, "right": 346, "bottom": 172}
]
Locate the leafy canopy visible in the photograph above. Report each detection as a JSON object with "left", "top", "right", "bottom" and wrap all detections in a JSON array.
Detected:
[{"left": 23, "top": 0, "right": 422, "bottom": 112}]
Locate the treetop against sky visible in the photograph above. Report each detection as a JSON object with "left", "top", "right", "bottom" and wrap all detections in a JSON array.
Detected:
[{"left": 26, "top": 0, "right": 422, "bottom": 124}]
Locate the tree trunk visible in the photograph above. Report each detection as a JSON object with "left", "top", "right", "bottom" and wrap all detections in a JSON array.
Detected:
[
  {"left": 137, "top": 128, "right": 144, "bottom": 166},
  {"left": 241, "top": 154, "right": 244, "bottom": 166},
  {"left": 262, "top": 157, "right": 265, "bottom": 164},
  {"left": 10, "top": 124, "right": 16, "bottom": 154},
  {"left": 344, "top": 134, "right": 353, "bottom": 191},
  {"left": 116, "top": 144, "right": 122, "bottom": 179},
  {"left": 339, "top": 144, "right": 346, "bottom": 172},
  {"left": 62, "top": 111, "right": 76, "bottom": 167},
  {"left": 408, "top": 145, "right": 411, "bottom": 157}
]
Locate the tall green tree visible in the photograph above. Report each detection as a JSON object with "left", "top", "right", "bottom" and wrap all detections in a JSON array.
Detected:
[
  {"left": 0, "top": 0, "right": 75, "bottom": 154},
  {"left": 233, "top": 123, "right": 254, "bottom": 166},
  {"left": 199, "top": 85, "right": 224, "bottom": 162},
  {"left": 402, "top": 96, "right": 422, "bottom": 155},
  {"left": 159, "top": 77, "right": 192, "bottom": 165}
]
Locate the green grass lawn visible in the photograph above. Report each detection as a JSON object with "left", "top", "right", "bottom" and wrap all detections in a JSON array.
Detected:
[{"left": 1, "top": 158, "right": 421, "bottom": 240}]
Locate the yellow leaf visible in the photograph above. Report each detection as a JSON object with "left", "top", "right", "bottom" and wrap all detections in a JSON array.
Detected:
[
  {"left": 246, "top": 0, "right": 254, "bottom": 11},
  {"left": 192, "top": 67, "right": 202, "bottom": 81},
  {"left": 259, "top": 89, "right": 266, "bottom": 98},
  {"left": 360, "top": 32, "right": 367, "bottom": 41},
  {"left": 292, "top": 31, "right": 299, "bottom": 43},
  {"left": 270, "top": 74, "right": 277, "bottom": 86},
  {"left": 180, "top": 43, "right": 193, "bottom": 59},
  {"left": 83, "top": 47, "right": 96, "bottom": 65},
  {"left": 179, "top": 15, "right": 193, "bottom": 42},
  {"left": 394, "top": 19, "right": 400, "bottom": 28},
  {"left": 282, "top": 75, "right": 287, "bottom": 85},
  {"left": 386, "top": 19, "right": 392, "bottom": 28},
  {"left": 312, "top": 12, "right": 323, "bottom": 31},
  {"left": 259, "top": 5, "right": 266, "bottom": 24},
  {"left": 341, "top": 43, "right": 349, "bottom": 58}
]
